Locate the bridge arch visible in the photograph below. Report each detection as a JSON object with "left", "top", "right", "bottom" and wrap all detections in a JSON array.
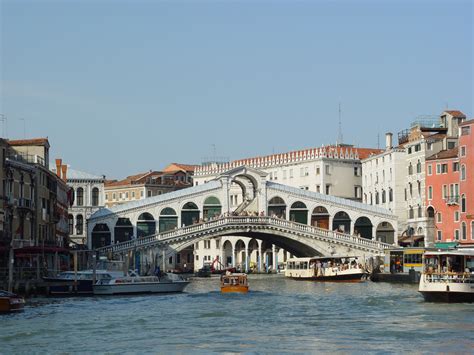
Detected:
[
  {"left": 203, "top": 196, "right": 222, "bottom": 220},
  {"left": 289, "top": 201, "right": 308, "bottom": 224},
  {"left": 114, "top": 218, "right": 133, "bottom": 243},
  {"left": 137, "top": 212, "right": 156, "bottom": 238},
  {"left": 354, "top": 216, "right": 373, "bottom": 239},
  {"left": 181, "top": 202, "right": 200, "bottom": 226},
  {"left": 159, "top": 207, "right": 178, "bottom": 232},
  {"left": 268, "top": 196, "right": 287, "bottom": 218},
  {"left": 375, "top": 221, "right": 395, "bottom": 244},
  {"left": 310, "top": 206, "right": 329, "bottom": 229},
  {"left": 222, "top": 240, "right": 234, "bottom": 267},
  {"left": 332, "top": 211, "right": 351, "bottom": 233},
  {"left": 91, "top": 223, "right": 111, "bottom": 249}
]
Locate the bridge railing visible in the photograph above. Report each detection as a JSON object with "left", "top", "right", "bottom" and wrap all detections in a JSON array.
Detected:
[{"left": 96, "top": 216, "right": 393, "bottom": 254}]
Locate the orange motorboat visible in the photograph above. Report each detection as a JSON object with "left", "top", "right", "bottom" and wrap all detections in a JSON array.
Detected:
[
  {"left": 0, "top": 290, "right": 25, "bottom": 313},
  {"left": 220, "top": 273, "right": 249, "bottom": 293}
]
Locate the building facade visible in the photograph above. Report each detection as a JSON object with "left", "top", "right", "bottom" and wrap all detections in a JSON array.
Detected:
[
  {"left": 459, "top": 119, "right": 474, "bottom": 244},
  {"left": 104, "top": 163, "right": 196, "bottom": 208}
]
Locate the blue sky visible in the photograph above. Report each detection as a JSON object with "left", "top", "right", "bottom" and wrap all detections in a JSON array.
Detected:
[{"left": 1, "top": 0, "right": 472, "bottom": 179}]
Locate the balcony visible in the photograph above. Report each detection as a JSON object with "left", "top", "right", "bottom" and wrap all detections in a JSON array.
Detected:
[
  {"left": 444, "top": 195, "right": 459, "bottom": 205},
  {"left": 17, "top": 198, "right": 34, "bottom": 210}
]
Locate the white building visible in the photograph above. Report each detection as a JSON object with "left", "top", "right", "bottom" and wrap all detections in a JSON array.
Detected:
[
  {"left": 53, "top": 161, "right": 106, "bottom": 245},
  {"left": 362, "top": 111, "right": 466, "bottom": 246},
  {"left": 362, "top": 133, "right": 407, "bottom": 239}
]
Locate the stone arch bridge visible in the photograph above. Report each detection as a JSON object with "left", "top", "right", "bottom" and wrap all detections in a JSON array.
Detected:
[{"left": 89, "top": 166, "right": 397, "bottom": 269}]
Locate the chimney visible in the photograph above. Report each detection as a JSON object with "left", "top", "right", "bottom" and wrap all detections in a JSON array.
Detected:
[
  {"left": 55, "top": 159, "right": 62, "bottom": 178},
  {"left": 385, "top": 133, "right": 393, "bottom": 150},
  {"left": 61, "top": 164, "right": 68, "bottom": 181}
]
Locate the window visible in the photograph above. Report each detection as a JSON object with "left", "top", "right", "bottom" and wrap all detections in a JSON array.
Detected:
[
  {"left": 437, "top": 212, "right": 442, "bottom": 223},
  {"left": 125, "top": 192, "right": 129, "bottom": 199},
  {"left": 427, "top": 165, "right": 432, "bottom": 176},
  {"left": 274, "top": 171, "right": 278, "bottom": 180},
  {"left": 453, "top": 162, "right": 459, "bottom": 172},
  {"left": 447, "top": 141, "right": 456, "bottom": 149},
  {"left": 427, "top": 143, "right": 433, "bottom": 151},
  {"left": 404, "top": 188, "right": 407, "bottom": 201},
  {"left": 436, "top": 164, "right": 441, "bottom": 174},
  {"left": 460, "top": 146, "right": 466, "bottom": 157},
  {"left": 461, "top": 222, "right": 467, "bottom": 240},
  {"left": 471, "top": 221, "right": 474, "bottom": 240},
  {"left": 76, "top": 215, "right": 83, "bottom": 235},
  {"left": 415, "top": 144, "right": 421, "bottom": 152},
  {"left": 454, "top": 230, "right": 460, "bottom": 240},
  {"left": 354, "top": 186, "right": 361, "bottom": 199},
  {"left": 418, "top": 206, "right": 422, "bottom": 218},
  {"left": 409, "top": 207, "right": 414, "bottom": 219},
  {"left": 375, "top": 192, "right": 379, "bottom": 204},
  {"left": 437, "top": 230, "right": 442, "bottom": 241},
  {"left": 441, "top": 164, "right": 448, "bottom": 174},
  {"left": 417, "top": 181, "right": 421, "bottom": 196},
  {"left": 68, "top": 215, "right": 74, "bottom": 235},
  {"left": 105, "top": 193, "right": 109, "bottom": 200},
  {"left": 461, "top": 194, "right": 466, "bottom": 213},
  {"left": 461, "top": 165, "right": 466, "bottom": 180},
  {"left": 382, "top": 190, "right": 386, "bottom": 203},
  {"left": 112, "top": 193, "right": 116, "bottom": 200},
  {"left": 454, "top": 211, "right": 460, "bottom": 222},
  {"left": 316, "top": 185, "right": 320, "bottom": 193},
  {"left": 416, "top": 160, "right": 421, "bottom": 173},
  {"left": 409, "top": 183, "right": 413, "bottom": 196},
  {"left": 325, "top": 165, "right": 330, "bottom": 175},
  {"left": 461, "top": 126, "right": 471, "bottom": 136},
  {"left": 354, "top": 167, "right": 360, "bottom": 176},
  {"left": 92, "top": 187, "right": 99, "bottom": 206},
  {"left": 389, "top": 188, "right": 393, "bottom": 202},
  {"left": 442, "top": 185, "right": 447, "bottom": 199},
  {"left": 140, "top": 190, "right": 144, "bottom": 197},
  {"left": 408, "top": 147, "right": 412, "bottom": 154},
  {"left": 132, "top": 191, "right": 135, "bottom": 198},
  {"left": 428, "top": 186, "right": 433, "bottom": 200},
  {"left": 304, "top": 167, "right": 309, "bottom": 176},
  {"left": 148, "top": 190, "right": 152, "bottom": 197},
  {"left": 408, "top": 163, "right": 413, "bottom": 175},
  {"left": 119, "top": 193, "right": 122, "bottom": 199},
  {"left": 289, "top": 169, "right": 293, "bottom": 178},
  {"left": 215, "top": 240, "right": 220, "bottom": 249},
  {"left": 76, "top": 187, "right": 84, "bottom": 206},
  {"left": 316, "top": 167, "right": 320, "bottom": 175},
  {"left": 325, "top": 184, "right": 330, "bottom": 195}
]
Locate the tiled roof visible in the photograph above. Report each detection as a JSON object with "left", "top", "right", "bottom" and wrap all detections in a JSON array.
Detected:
[
  {"left": 53, "top": 167, "right": 104, "bottom": 180},
  {"left": 422, "top": 132, "right": 446, "bottom": 140},
  {"left": 163, "top": 163, "right": 198, "bottom": 173},
  {"left": 426, "top": 147, "right": 459, "bottom": 161},
  {"left": 459, "top": 119, "right": 474, "bottom": 126},
  {"left": 8, "top": 138, "right": 50, "bottom": 147},
  {"left": 444, "top": 110, "right": 466, "bottom": 117}
]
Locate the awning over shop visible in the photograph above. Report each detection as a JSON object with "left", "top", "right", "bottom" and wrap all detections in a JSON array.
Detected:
[{"left": 434, "top": 242, "right": 459, "bottom": 249}]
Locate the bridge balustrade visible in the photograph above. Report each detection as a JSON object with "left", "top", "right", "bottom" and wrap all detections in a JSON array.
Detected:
[{"left": 96, "top": 216, "right": 393, "bottom": 255}]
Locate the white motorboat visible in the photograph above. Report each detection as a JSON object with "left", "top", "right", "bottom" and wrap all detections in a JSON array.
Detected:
[
  {"left": 419, "top": 249, "right": 474, "bottom": 302},
  {"left": 93, "top": 273, "right": 190, "bottom": 295},
  {"left": 285, "top": 256, "right": 367, "bottom": 282}
]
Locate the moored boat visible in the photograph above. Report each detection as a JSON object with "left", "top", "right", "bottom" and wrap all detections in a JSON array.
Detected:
[
  {"left": 0, "top": 290, "right": 25, "bottom": 313},
  {"left": 220, "top": 273, "right": 249, "bottom": 293},
  {"left": 370, "top": 248, "right": 429, "bottom": 283},
  {"left": 418, "top": 249, "right": 474, "bottom": 303},
  {"left": 285, "top": 256, "right": 367, "bottom": 282},
  {"left": 93, "top": 273, "right": 190, "bottom": 295}
]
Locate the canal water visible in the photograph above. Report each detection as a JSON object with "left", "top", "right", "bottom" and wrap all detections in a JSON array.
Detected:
[{"left": 1, "top": 275, "right": 473, "bottom": 353}]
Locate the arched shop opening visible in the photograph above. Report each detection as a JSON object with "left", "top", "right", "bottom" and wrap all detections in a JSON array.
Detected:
[
  {"left": 203, "top": 196, "right": 222, "bottom": 220},
  {"left": 268, "top": 196, "right": 286, "bottom": 218},
  {"left": 114, "top": 218, "right": 133, "bottom": 243},
  {"left": 354, "top": 216, "right": 373, "bottom": 239},
  {"left": 289, "top": 201, "right": 308, "bottom": 224},
  {"left": 137, "top": 212, "right": 156, "bottom": 237},
  {"left": 376, "top": 222, "right": 395, "bottom": 244},
  {"left": 181, "top": 202, "right": 200, "bottom": 226},
  {"left": 159, "top": 208, "right": 178, "bottom": 232},
  {"left": 91, "top": 223, "right": 111, "bottom": 249},
  {"left": 332, "top": 211, "right": 351, "bottom": 233},
  {"left": 311, "top": 206, "right": 329, "bottom": 229}
]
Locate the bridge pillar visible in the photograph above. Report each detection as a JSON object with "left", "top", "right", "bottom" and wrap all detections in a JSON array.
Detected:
[
  {"left": 231, "top": 243, "right": 235, "bottom": 267},
  {"left": 350, "top": 222, "right": 355, "bottom": 236},
  {"left": 246, "top": 248, "right": 250, "bottom": 273},
  {"left": 133, "top": 225, "right": 137, "bottom": 239},
  {"left": 328, "top": 215, "right": 333, "bottom": 231},
  {"left": 272, "top": 245, "right": 277, "bottom": 272}
]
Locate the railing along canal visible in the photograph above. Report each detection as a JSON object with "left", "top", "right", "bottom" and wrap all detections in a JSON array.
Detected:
[{"left": 96, "top": 216, "right": 393, "bottom": 254}]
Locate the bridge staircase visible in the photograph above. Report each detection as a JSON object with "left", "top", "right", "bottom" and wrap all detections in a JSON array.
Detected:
[
  {"left": 233, "top": 197, "right": 256, "bottom": 215},
  {"left": 96, "top": 216, "right": 394, "bottom": 257}
]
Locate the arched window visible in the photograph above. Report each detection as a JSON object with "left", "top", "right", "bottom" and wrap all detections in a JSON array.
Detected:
[
  {"left": 461, "top": 222, "right": 467, "bottom": 240},
  {"left": 92, "top": 187, "right": 99, "bottom": 206},
  {"left": 77, "top": 187, "right": 84, "bottom": 206},
  {"left": 461, "top": 165, "right": 466, "bottom": 180},
  {"left": 389, "top": 188, "right": 393, "bottom": 202},
  {"left": 382, "top": 190, "right": 386, "bottom": 204},
  {"left": 416, "top": 160, "right": 421, "bottom": 173},
  {"left": 471, "top": 221, "right": 474, "bottom": 240},
  {"left": 418, "top": 205, "right": 422, "bottom": 218},
  {"left": 375, "top": 192, "right": 379, "bottom": 205},
  {"left": 408, "top": 163, "right": 413, "bottom": 175},
  {"left": 68, "top": 214, "right": 74, "bottom": 235},
  {"left": 461, "top": 194, "right": 466, "bottom": 213},
  {"left": 76, "top": 214, "right": 84, "bottom": 235},
  {"left": 409, "top": 207, "right": 414, "bottom": 219}
]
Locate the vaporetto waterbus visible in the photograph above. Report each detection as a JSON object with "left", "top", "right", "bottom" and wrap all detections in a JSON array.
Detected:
[
  {"left": 419, "top": 249, "right": 474, "bottom": 303},
  {"left": 285, "top": 256, "right": 367, "bottom": 282}
]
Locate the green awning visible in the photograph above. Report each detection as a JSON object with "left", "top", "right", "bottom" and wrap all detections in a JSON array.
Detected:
[{"left": 434, "top": 242, "right": 458, "bottom": 249}]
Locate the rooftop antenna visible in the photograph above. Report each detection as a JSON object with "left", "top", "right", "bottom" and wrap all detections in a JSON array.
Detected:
[
  {"left": 337, "top": 103, "right": 343, "bottom": 146},
  {"left": 0, "top": 114, "right": 6, "bottom": 138}
]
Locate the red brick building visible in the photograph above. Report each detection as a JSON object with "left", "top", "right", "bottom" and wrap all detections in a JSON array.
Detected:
[{"left": 459, "top": 120, "right": 474, "bottom": 243}]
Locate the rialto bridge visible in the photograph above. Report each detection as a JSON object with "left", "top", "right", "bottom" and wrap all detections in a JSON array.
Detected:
[{"left": 88, "top": 166, "right": 397, "bottom": 272}]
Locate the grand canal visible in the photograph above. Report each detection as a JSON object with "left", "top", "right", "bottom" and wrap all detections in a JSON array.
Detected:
[{"left": 2, "top": 275, "right": 473, "bottom": 353}]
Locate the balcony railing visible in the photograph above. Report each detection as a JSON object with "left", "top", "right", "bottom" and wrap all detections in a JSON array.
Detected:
[
  {"left": 423, "top": 272, "right": 474, "bottom": 284},
  {"left": 7, "top": 153, "right": 46, "bottom": 167},
  {"left": 444, "top": 195, "right": 459, "bottom": 205}
]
